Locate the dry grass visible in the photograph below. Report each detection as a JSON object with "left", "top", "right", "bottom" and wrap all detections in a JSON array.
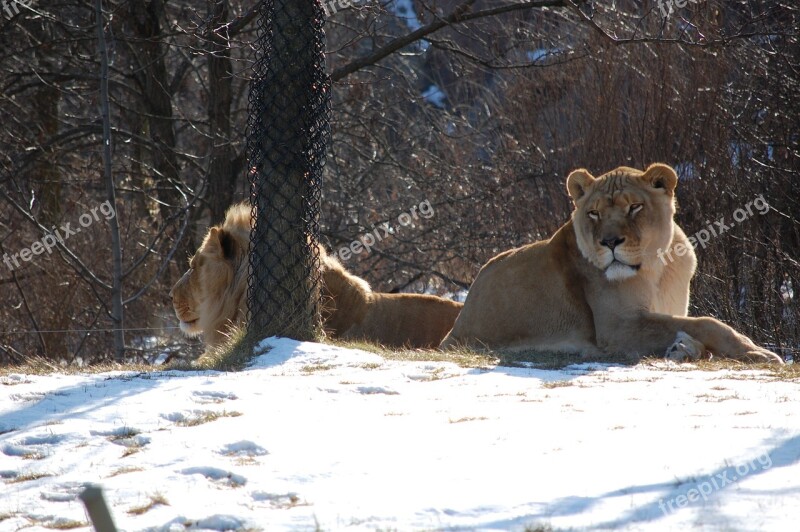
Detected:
[
  {"left": 301, "top": 363, "right": 336, "bottom": 374},
  {"left": 106, "top": 427, "right": 140, "bottom": 442},
  {"left": 107, "top": 466, "right": 144, "bottom": 478},
  {"left": 409, "top": 367, "right": 451, "bottom": 382},
  {"left": 541, "top": 380, "right": 575, "bottom": 389},
  {"left": 21, "top": 515, "right": 88, "bottom": 530},
  {"left": 127, "top": 493, "right": 169, "bottom": 516},
  {"left": 175, "top": 410, "right": 242, "bottom": 427},
  {"left": 524, "top": 525, "right": 555, "bottom": 532},
  {"left": 189, "top": 325, "right": 275, "bottom": 372},
  {"left": 42, "top": 519, "right": 87, "bottom": 530},
  {"left": 0, "top": 355, "right": 156, "bottom": 377},
  {"left": 328, "top": 339, "right": 498, "bottom": 369},
  {"left": 20, "top": 450, "right": 46, "bottom": 460},
  {"left": 263, "top": 493, "right": 308, "bottom": 510},
  {"left": 500, "top": 350, "right": 636, "bottom": 370},
  {"left": 5, "top": 471, "right": 52, "bottom": 484},
  {"left": 1, "top": 331, "right": 794, "bottom": 381},
  {"left": 121, "top": 447, "right": 142, "bottom": 458},
  {"left": 331, "top": 339, "right": 642, "bottom": 371},
  {"left": 695, "top": 393, "right": 741, "bottom": 402},
  {"left": 449, "top": 416, "right": 488, "bottom": 424}
]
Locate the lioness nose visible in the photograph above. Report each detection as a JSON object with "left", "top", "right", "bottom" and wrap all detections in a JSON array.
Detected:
[{"left": 600, "top": 236, "right": 625, "bottom": 250}]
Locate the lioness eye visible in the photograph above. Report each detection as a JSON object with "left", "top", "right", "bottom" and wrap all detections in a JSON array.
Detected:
[
  {"left": 587, "top": 210, "right": 600, "bottom": 220},
  {"left": 629, "top": 203, "right": 643, "bottom": 215}
]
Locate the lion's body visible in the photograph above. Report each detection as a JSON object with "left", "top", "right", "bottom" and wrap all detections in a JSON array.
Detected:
[
  {"left": 320, "top": 251, "right": 463, "bottom": 348},
  {"left": 441, "top": 219, "right": 694, "bottom": 356},
  {"left": 171, "top": 204, "right": 462, "bottom": 352},
  {"left": 441, "top": 164, "right": 782, "bottom": 364}
]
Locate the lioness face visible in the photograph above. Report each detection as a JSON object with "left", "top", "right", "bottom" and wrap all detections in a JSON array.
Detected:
[
  {"left": 567, "top": 164, "right": 679, "bottom": 281},
  {"left": 170, "top": 227, "right": 238, "bottom": 336},
  {"left": 170, "top": 267, "right": 202, "bottom": 336}
]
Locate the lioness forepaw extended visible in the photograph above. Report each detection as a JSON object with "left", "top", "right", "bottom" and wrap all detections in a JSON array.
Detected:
[
  {"left": 736, "top": 346, "right": 785, "bottom": 365},
  {"left": 721, "top": 332, "right": 785, "bottom": 364}
]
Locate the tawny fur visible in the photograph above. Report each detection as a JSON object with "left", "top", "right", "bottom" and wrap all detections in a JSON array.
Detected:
[
  {"left": 170, "top": 203, "right": 462, "bottom": 351},
  {"left": 440, "top": 164, "right": 783, "bottom": 364},
  {"left": 170, "top": 204, "right": 251, "bottom": 350},
  {"left": 319, "top": 249, "right": 463, "bottom": 348}
]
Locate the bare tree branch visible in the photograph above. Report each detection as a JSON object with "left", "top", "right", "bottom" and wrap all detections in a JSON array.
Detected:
[{"left": 331, "top": 0, "right": 567, "bottom": 82}]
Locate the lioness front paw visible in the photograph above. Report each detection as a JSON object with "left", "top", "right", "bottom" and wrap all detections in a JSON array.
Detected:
[
  {"left": 733, "top": 346, "right": 785, "bottom": 365},
  {"left": 666, "top": 331, "right": 706, "bottom": 362},
  {"left": 719, "top": 331, "right": 785, "bottom": 364}
]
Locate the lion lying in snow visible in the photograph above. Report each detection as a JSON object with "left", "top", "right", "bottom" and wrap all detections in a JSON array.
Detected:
[
  {"left": 318, "top": 248, "right": 463, "bottom": 348},
  {"left": 440, "top": 163, "right": 783, "bottom": 364},
  {"left": 170, "top": 203, "right": 462, "bottom": 351}
]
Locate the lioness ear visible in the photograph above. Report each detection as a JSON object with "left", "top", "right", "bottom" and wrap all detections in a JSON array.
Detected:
[
  {"left": 566, "top": 169, "right": 596, "bottom": 203},
  {"left": 202, "top": 227, "right": 224, "bottom": 258},
  {"left": 218, "top": 230, "right": 238, "bottom": 260},
  {"left": 202, "top": 227, "right": 237, "bottom": 260},
  {"left": 642, "top": 163, "right": 678, "bottom": 195}
]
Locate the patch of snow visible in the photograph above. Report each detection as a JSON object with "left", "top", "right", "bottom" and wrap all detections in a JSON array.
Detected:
[
  {"left": 422, "top": 84, "right": 447, "bottom": 108},
  {"left": 674, "top": 161, "right": 700, "bottom": 180},
  {"left": 355, "top": 386, "right": 399, "bottom": 395},
  {"left": 219, "top": 440, "right": 268, "bottom": 457},
  {"left": 527, "top": 47, "right": 562, "bottom": 63},
  {"left": 730, "top": 141, "right": 753, "bottom": 167},
  {"left": 780, "top": 276, "right": 793, "bottom": 302},
  {"left": 443, "top": 289, "right": 468, "bottom": 303},
  {"left": 390, "top": 0, "right": 429, "bottom": 51}
]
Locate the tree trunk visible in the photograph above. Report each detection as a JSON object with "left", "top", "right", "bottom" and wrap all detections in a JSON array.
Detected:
[
  {"left": 128, "top": 1, "right": 183, "bottom": 217},
  {"left": 96, "top": 0, "right": 125, "bottom": 361},
  {"left": 207, "top": 0, "right": 236, "bottom": 223},
  {"left": 246, "top": 0, "right": 329, "bottom": 341}
]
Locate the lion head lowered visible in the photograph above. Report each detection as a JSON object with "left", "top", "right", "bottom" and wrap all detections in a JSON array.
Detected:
[
  {"left": 170, "top": 204, "right": 251, "bottom": 348},
  {"left": 567, "top": 163, "right": 679, "bottom": 282}
]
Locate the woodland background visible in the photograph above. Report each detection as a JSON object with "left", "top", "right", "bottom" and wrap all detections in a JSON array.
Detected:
[{"left": 0, "top": 0, "right": 797, "bottom": 363}]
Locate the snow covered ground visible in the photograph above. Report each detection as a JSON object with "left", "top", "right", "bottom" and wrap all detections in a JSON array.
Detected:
[{"left": 1, "top": 338, "right": 798, "bottom": 531}]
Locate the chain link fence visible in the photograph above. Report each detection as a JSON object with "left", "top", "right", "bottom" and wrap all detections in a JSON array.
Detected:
[{"left": 246, "top": 0, "right": 330, "bottom": 342}]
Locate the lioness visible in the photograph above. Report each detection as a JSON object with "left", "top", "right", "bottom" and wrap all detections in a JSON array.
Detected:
[
  {"left": 170, "top": 204, "right": 462, "bottom": 351},
  {"left": 170, "top": 205, "right": 251, "bottom": 350},
  {"left": 440, "top": 164, "right": 783, "bottom": 364}
]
